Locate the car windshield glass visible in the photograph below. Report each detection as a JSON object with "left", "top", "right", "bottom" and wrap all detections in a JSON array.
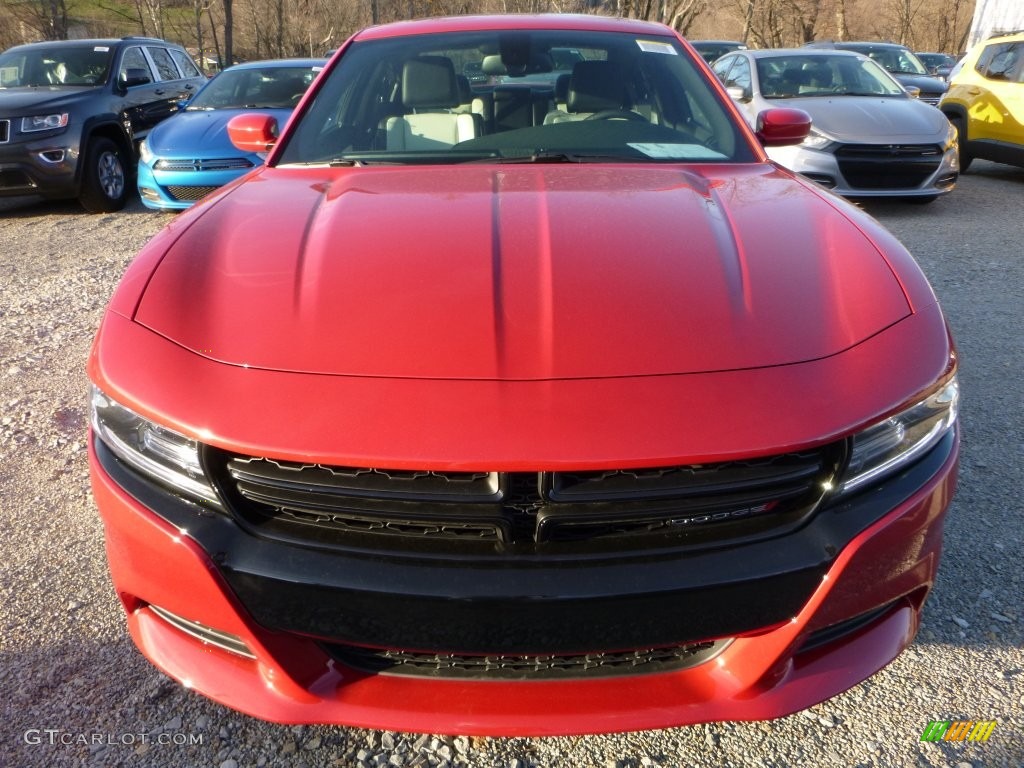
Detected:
[
  {"left": 0, "top": 45, "right": 113, "bottom": 87},
  {"left": 187, "top": 65, "right": 320, "bottom": 109},
  {"left": 756, "top": 54, "right": 906, "bottom": 98},
  {"left": 918, "top": 53, "right": 953, "bottom": 69},
  {"left": 277, "top": 29, "right": 752, "bottom": 166},
  {"left": 853, "top": 47, "right": 928, "bottom": 75}
]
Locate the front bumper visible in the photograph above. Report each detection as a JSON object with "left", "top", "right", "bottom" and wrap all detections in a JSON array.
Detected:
[
  {"left": 137, "top": 161, "right": 248, "bottom": 210},
  {"left": 768, "top": 142, "right": 958, "bottom": 198},
  {"left": 0, "top": 135, "right": 80, "bottom": 199},
  {"left": 89, "top": 424, "right": 958, "bottom": 735}
]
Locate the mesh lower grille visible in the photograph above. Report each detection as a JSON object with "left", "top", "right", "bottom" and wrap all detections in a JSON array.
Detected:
[
  {"left": 166, "top": 185, "right": 219, "bottom": 201},
  {"left": 323, "top": 639, "right": 728, "bottom": 679}
]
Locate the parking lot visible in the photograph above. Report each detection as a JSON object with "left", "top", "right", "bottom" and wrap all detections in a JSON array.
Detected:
[{"left": 1, "top": 162, "right": 1022, "bottom": 767}]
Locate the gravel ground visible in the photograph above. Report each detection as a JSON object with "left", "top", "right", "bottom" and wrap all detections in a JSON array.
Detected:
[{"left": 1, "top": 162, "right": 1022, "bottom": 768}]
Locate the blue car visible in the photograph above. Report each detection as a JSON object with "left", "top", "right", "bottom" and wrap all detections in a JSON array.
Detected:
[{"left": 137, "top": 59, "right": 325, "bottom": 210}]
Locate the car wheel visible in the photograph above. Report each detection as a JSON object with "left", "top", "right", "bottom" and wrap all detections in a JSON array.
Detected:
[
  {"left": 79, "top": 137, "right": 128, "bottom": 213},
  {"left": 950, "top": 117, "right": 973, "bottom": 173}
]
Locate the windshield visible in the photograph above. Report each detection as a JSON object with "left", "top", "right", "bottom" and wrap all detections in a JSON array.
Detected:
[
  {"left": 277, "top": 29, "right": 752, "bottom": 166},
  {"left": 0, "top": 45, "right": 113, "bottom": 87},
  {"left": 188, "top": 64, "right": 322, "bottom": 109},
  {"left": 918, "top": 53, "right": 954, "bottom": 69},
  {"left": 846, "top": 46, "right": 928, "bottom": 75},
  {"left": 756, "top": 54, "right": 906, "bottom": 98}
]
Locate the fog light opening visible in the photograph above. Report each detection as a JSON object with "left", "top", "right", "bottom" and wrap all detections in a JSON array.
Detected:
[
  {"left": 148, "top": 604, "right": 256, "bottom": 659},
  {"left": 38, "top": 149, "right": 66, "bottom": 164},
  {"left": 139, "top": 187, "right": 161, "bottom": 202}
]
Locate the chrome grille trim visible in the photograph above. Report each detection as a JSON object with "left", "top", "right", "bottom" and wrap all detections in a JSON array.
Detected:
[{"left": 155, "top": 157, "right": 254, "bottom": 171}]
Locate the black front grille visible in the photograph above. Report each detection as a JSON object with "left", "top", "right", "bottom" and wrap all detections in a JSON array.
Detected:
[
  {"left": 156, "top": 157, "right": 253, "bottom": 171},
  {"left": 836, "top": 143, "right": 943, "bottom": 189},
  {"left": 207, "top": 445, "right": 842, "bottom": 553},
  {"left": 323, "top": 639, "right": 728, "bottom": 679},
  {"left": 166, "top": 185, "right": 219, "bottom": 201}
]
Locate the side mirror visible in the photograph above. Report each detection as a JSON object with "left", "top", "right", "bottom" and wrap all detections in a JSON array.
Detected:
[
  {"left": 905, "top": 85, "right": 921, "bottom": 99},
  {"left": 726, "top": 85, "right": 751, "bottom": 102},
  {"left": 755, "top": 107, "right": 811, "bottom": 147},
  {"left": 228, "top": 113, "right": 279, "bottom": 152},
  {"left": 119, "top": 67, "right": 151, "bottom": 90}
]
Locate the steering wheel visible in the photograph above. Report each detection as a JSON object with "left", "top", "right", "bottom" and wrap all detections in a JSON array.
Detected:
[{"left": 585, "top": 109, "right": 647, "bottom": 122}]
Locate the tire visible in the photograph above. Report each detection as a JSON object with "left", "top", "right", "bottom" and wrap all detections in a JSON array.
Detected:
[
  {"left": 79, "top": 137, "right": 128, "bottom": 213},
  {"left": 950, "top": 117, "right": 973, "bottom": 173}
]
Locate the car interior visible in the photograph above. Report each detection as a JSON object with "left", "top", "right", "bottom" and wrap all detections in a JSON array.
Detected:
[{"left": 281, "top": 30, "right": 748, "bottom": 165}]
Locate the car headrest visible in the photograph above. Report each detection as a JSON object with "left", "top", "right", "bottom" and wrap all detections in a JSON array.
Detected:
[
  {"left": 567, "top": 61, "right": 629, "bottom": 113},
  {"left": 402, "top": 57, "right": 459, "bottom": 109}
]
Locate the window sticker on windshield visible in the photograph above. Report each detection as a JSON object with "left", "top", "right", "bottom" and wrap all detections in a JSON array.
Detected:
[
  {"left": 636, "top": 40, "right": 677, "bottom": 55},
  {"left": 94, "top": 46, "right": 110, "bottom": 52},
  {"left": 629, "top": 143, "right": 727, "bottom": 160}
]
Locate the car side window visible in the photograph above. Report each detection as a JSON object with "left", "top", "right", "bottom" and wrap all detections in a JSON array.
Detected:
[
  {"left": 147, "top": 46, "right": 180, "bottom": 81},
  {"left": 727, "top": 57, "right": 751, "bottom": 92},
  {"left": 982, "top": 42, "right": 1024, "bottom": 82},
  {"left": 119, "top": 46, "right": 153, "bottom": 83},
  {"left": 169, "top": 49, "right": 201, "bottom": 78},
  {"left": 711, "top": 55, "right": 735, "bottom": 84}
]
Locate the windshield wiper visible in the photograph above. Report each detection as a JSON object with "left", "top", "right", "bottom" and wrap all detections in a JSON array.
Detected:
[{"left": 462, "top": 151, "right": 633, "bottom": 164}]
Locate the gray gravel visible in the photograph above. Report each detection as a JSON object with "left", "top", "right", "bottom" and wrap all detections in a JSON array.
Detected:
[{"left": 2, "top": 163, "right": 1022, "bottom": 767}]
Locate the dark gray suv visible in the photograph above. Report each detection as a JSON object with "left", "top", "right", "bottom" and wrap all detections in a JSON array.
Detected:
[
  {"left": 803, "top": 41, "right": 947, "bottom": 105},
  {"left": 0, "top": 37, "right": 206, "bottom": 212}
]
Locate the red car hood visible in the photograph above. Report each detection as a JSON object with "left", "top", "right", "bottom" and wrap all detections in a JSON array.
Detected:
[{"left": 135, "top": 164, "right": 910, "bottom": 380}]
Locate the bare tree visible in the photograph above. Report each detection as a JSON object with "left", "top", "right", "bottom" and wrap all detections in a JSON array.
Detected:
[
  {"left": 835, "top": 0, "right": 848, "bottom": 40},
  {"left": 15, "top": 0, "right": 72, "bottom": 39},
  {"left": 224, "top": 0, "right": 234, "bottom": 65},
  {"left": 619, "top": 0, "right": 708, "bottom": 34}
]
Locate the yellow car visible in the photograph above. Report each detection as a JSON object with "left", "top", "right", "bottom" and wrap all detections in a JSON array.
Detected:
[{"left": 940, "top": 31, "right": 1024, "bottom": 171}]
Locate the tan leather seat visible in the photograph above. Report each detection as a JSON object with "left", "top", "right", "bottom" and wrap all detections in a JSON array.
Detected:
[{"left": 385, "top": 57, "right": 479, "bottom": 150}]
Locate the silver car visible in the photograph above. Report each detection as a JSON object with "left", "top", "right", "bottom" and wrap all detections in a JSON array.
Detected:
[{"left": 712, "top": 49, "right": 958, "bottom": 202}]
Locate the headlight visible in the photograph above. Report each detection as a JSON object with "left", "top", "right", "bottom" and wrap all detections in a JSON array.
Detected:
[
  {"left": 945, "top": 119, "right": 958, "bottom": 149},
  {"left": 90, "top": 385, "right": 220, "bottom": 506},
  {"left": 21, "top": 113, "right": 69, "bottom": 132},
  {"left": 801, "top": 128, "right": 833, "bottom": 150},
  {"left": 839, "top": 376, "right": 959, "bottom": 494},
  {"left": 138, "top": 138, "right": 153, "bottom": 164}
]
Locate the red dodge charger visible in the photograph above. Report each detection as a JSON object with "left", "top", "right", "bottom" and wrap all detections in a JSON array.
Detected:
[{"left": 88, "top": 14, "right": 959, "bottom": 735}]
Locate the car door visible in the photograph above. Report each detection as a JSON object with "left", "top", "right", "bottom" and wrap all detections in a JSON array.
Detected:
[
  {"left": 974, "top": 41, "right": 1024, "bottom": 148},
  {"left": 116, "top": 44, "right": 165, "bottom": 139},
  {"left": 146, "top": 45, "right": 204, "bottom": 116}
]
